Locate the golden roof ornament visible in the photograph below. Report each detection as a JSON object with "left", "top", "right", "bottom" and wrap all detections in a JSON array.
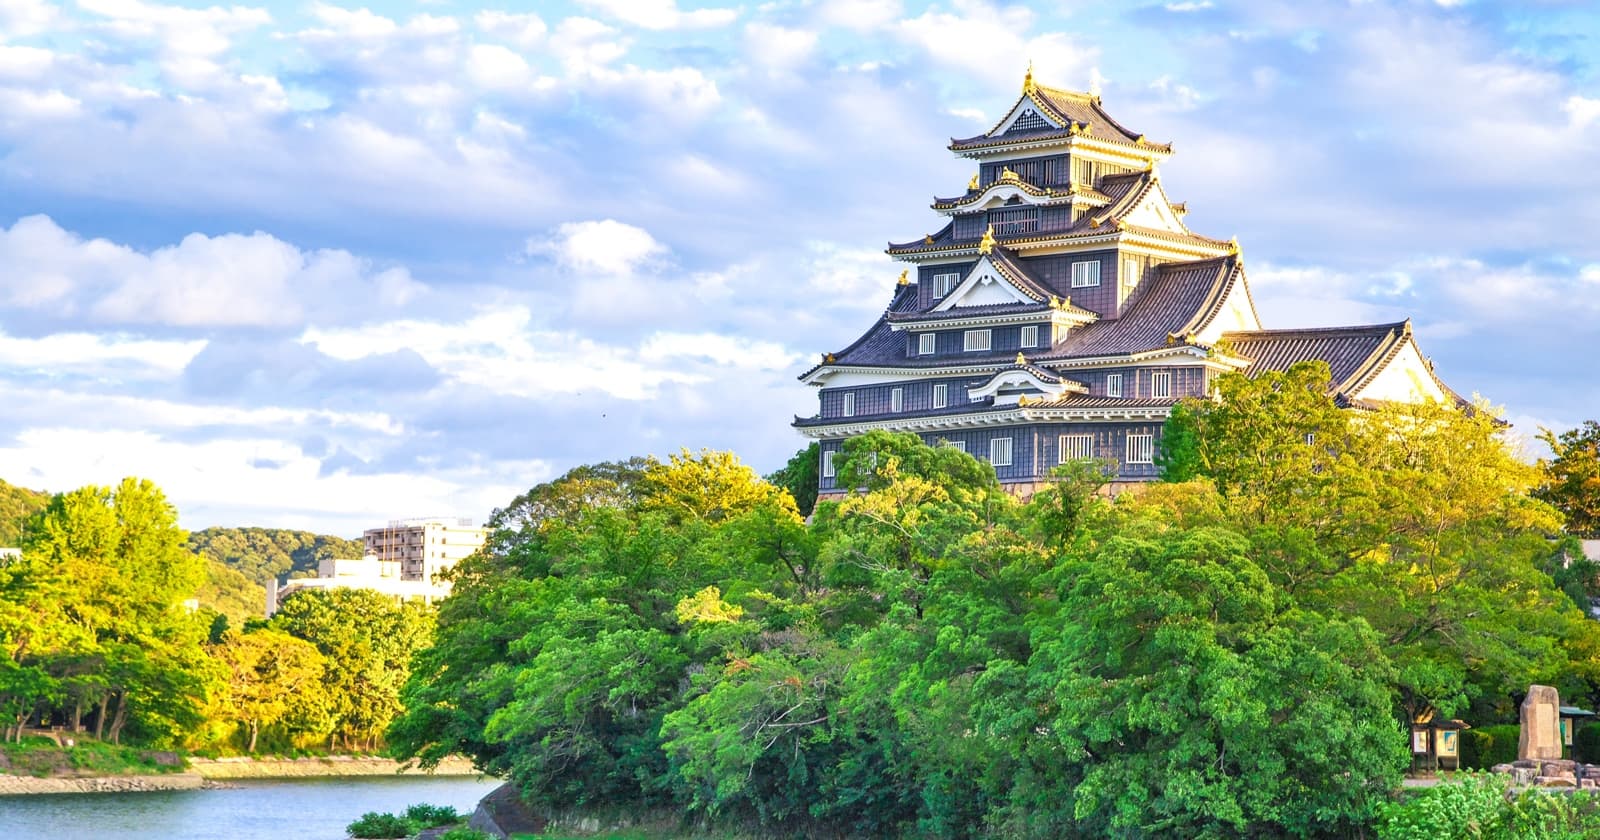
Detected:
[
  {"left": 1016, "top": 352, "right": 1026, "bottom": 365},
  {"left": 1227, "top": 236, "right": 1241, "bottom": 255},
  {"left": 1000, "top": 166, "right": 1019, "bottom": 181},
  {"left": 978, "top": 224, "right": 996, "bottom": 255},
  {"left": 1022, "top": 61, "right": 1036, "bottom": 95},
  {"left": 968, "top": 172, "right": 979, "bottom": 190},
  {"left": 923, "top": 233, "right": 934, "bottom": 244},
  {"left": 1049, "top": 295, "right": 1061, "bottom": 309},
  {"left": 825, "top": 352, "right": 836, "bottom": 363},
  {"left": 896, "top": 269, "right": 909, "bottom": 286}
]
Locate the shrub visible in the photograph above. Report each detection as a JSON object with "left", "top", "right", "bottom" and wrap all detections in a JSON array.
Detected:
[
  {"left": 1377, "top": 772, "right": 1512, "bottom": 839},
  {"left": 1460, "top": 724, "right": 1521, "bottom": 770},
  {"left": 436, "top": 829, "right": 492, "bottom": 840},
  {"left": 1379, "top": 773, "right": 1600, "bottom": 840},
  {"left": 1575, "top": 722, "right": 1600, "bottom": 764},
  {"left": 404, "top": 803, "right": 460, "bottom": 828},
  {"left": 346, "top": 811, "right": 413, "bottom": 839}
]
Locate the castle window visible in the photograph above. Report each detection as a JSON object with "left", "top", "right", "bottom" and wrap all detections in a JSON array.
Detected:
[
  {"left": 1124, "top": 260, "right": 1140, "bottom": 289},
  {"left": 1126, "top": 433, "right": 1154, "bottom": 464},
  {"left": 842, "top": 393, "right": 855, "bottom": 417},
  {"left": 989, "top": 437, "right": 1014, "bottom": 467},
  {"left": 1020, "top": 325, "right": 1038, "bottom": 348},
  {"left": 918, "top": 333, "right": 936, "bottom": 355},
  {"left": 822, "top": 450, "right": 836, "bottom": 478},
  {"left": 1152, "top": 372, "right": 1172, "bottom": 399},
  {"left": 933, "top": 383, "right": 948, "bottom": 408},
  {"left": 1106, "top": 373, "right": 1123, "bottom": 397},
  {"left": 891, "top": 388, "right": 903, "bottom": 412},
  {"left": 964, "top": 329, "right": 992, "bottom": 352},
  {"left": 942, "top": 439, "right": 965, "bottom": 453},
  {"left": 1071, "top": 260, "right": 1101, "bottom": 288},
  {"left": 932, "top": 272, "right": 960, "bottom": 297},
  {"left": 1059, "top": 434, "right": 1094, "bottom": 462}
]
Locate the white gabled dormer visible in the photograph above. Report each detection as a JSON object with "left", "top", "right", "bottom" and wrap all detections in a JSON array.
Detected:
[
  {"left": 967, "top": 357, "right": 1088, "bottom": 406},
  {"left": 933, "top": 231, "right": 1044, "bottom": 311},
  {"left": 934, "top": 256, "right": 1039, "bottom": 310}
]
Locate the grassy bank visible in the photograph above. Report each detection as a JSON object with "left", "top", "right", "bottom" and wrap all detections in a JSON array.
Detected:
[
  {"left": 0, "top": 736, "right": 480, "bottom": 782},
  {"left": 0, "top": 736, "right": 184, "bottom": 778}
]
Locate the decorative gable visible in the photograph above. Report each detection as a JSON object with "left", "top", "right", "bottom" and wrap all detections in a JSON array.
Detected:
[
  {"left": 1117, "top": 180, "right": 1188, "bottom": 233},
  {"left": 993, "top": 96, "right": 1066, "bottom": 136},
  {"left": 932, "top": 255, "right": 1039, "bottom": 311},
  {"left": 1348, "top": 337, "right": 1450, "bottom": 404}
]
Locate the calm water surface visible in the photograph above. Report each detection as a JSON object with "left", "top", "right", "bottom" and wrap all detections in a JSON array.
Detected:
[{"left": 0, "top": 775, "right": 503, "bottom": 839}]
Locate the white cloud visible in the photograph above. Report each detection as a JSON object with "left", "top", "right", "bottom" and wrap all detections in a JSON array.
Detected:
[
  {"left": 0, "top": 0, "right": 59, "bottom": 39},
  {"left": 817, "top": 0, "right": 901, "bottom": 31},
  {"left": 0, "top": 45, "right": 53, "bottom": 79},
  {"left": 1165, "top": 1, "right": 1213, "bottom": 10},
  {"left": 578, "top": 0, "right": 738, "bottom": 30},
  {"left": 898, "top": 0, "right": 1099, "bottom": 91},
  {"left": 0, "top": 215, "right": 424, "bottom": 329},
  {"left": 0, "top": 427, "right": 527, "bottom": 533},
  {"left": 533, "top": 219, "right": 669, "bottom": 276},
  {"left": 303, "top": 306, "right": 710, "bottom": 400},
  {"left": 1565, "top": 96, "right": 1600, "bottom": 129},
  {"left": 745, "top": 23, "right": 819, "bottom": 71},
  {"left": 640, "top": 333, "right": 802, "bottom": 370},
  {"left": 474, "top": 10, "right": 547, "bottom": 47},
  {"left": 77, "top": 0, "right": 273, "bottom": 90},
  {"left": 466, "top": 43, "right": 535, "bottom": 90},
  {"left": 0, "top": 330, "right": 204, "bottom": 379}
]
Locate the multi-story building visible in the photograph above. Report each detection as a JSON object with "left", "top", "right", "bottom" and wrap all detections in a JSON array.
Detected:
[
  {"left": 363, "top": 517, "right": 487, "bottom": 585},
  {"left": 795, "top": 71, "right": 1460, "bottom": 497},
  {"left": 266, "top": 517, "right": 487, "bottom": 615}
]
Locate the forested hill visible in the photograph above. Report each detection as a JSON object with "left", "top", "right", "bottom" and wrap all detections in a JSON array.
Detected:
[
  {"left": 0, "top": 478, "right": 50, "bottom": 545},
  {"left": 188, "top": 527, "right": 364, "bottom": 587}
]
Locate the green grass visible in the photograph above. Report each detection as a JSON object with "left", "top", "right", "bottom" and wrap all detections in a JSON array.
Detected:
[{"left": 0, "top": 736, "right": 186, "bottom": 778}]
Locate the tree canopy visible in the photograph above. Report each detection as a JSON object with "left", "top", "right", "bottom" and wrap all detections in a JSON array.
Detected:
[
  {"left": 391, "top": 372, "right": 1600, "bottom": 838},
  {"left": 188, "top": 527, "right": 363, "bottom": 587}
]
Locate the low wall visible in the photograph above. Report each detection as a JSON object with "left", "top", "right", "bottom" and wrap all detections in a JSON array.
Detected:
[
  {"left": 0, "top": 772, "right": 205, "bottom": 796},
  {"left": 189, "top": 755, "right": 479, "bottom": 779}
]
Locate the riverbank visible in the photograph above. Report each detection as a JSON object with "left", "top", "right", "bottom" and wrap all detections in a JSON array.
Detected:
[
  {"left": 189, "top": 755, "right": 479, "bottom": 779},
  {"left": 0, "top": 742, "right": 483, "bottom": 796},
  {"left": 0, "top": 772, "right": 207, "bottom": 795}
]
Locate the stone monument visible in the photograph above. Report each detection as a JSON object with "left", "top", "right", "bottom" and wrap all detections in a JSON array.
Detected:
[{"left": 1520, "top": 684, "right": 1563, "bottom": 761}]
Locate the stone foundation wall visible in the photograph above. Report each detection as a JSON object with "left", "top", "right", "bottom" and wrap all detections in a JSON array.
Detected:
[{"left": 0, "top": 772, "right": 205, "bottom": 795}]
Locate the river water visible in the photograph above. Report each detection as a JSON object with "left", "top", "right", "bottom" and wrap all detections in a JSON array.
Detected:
[{"left": 0, "top": 775, "right": 504, "bottom": 839}]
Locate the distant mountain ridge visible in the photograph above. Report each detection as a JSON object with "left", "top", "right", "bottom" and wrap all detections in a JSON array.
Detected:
[
  {"left": 0, "top": 478, "right": 50, "bottom": 546},
  {"left": 188, "top": 527, "right": 364, "bottom": 588}
]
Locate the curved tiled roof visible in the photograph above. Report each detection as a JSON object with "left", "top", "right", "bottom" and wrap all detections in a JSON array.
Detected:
[
  {"left": 1038, "top": 255, "right": 1241, "bottom": 359},
  {"left": 949, "top": 86, "right": 1170, "bottom": 153},
  {"left": 1221, "top": 322, "right": 1408, "bottom": 395}
]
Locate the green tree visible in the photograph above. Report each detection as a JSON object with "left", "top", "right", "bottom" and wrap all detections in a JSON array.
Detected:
[
  {"left": 1025, "top": 521, "right": 1407, "bottom": 837},
  {"left": 0, "top": 478, "right": 50, "bottom": 546},
  {"left": 210, "top": 628, "right": 327, "bottom": 752},
  {"left": 11, "top": 478, "right": 213, "bottom": 745},
  {"left": 766, "top": 442, "right": 820, "bottom": 517},
  {"left": 189, "top": 527, "right": 363, "bottom": 588},
  {"left": 1538, "top": 420, "right": 1600, "bottom": 535},
  {"left": 270, "top": 588, "right": 433, "bottom": 751}
]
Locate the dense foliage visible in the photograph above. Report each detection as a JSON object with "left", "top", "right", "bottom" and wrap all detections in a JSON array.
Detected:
[
  {"left": 1538, "top": 420, "right": 1600, "bottom": 537},
  {"left": 0, "top": 479, "right": 433, "bottom": 756},
  {"left": 1378, "top": 773, "right": 1600, "bottom": 840},
  {"left": 392, "top": 366, "right": 1600, "bottom": 838},
  {"left": 0, "top": 477, "right": 50, "bottom": 546},
  {"left": 188, "top": 527, "right": 363, "bottom": 587}
]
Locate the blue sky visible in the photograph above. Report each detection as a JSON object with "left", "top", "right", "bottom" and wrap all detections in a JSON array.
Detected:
[{"left": 1, "top": 0, "right": 1597, "bottom": 535}]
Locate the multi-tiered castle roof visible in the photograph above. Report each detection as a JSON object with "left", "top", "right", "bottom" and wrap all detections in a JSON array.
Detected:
[{"left": 795, "top": 71, "right": 1459, "bottom": 493}]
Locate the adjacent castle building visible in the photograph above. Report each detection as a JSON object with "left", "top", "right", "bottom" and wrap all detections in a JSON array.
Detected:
[{"left": 795, "top": 71, "right": 1459, "bottom": 496}]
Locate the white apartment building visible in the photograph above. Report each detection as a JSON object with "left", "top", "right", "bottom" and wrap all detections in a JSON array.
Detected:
[{"left": 266, "top": 517, "right": 488, "bottom": 616}]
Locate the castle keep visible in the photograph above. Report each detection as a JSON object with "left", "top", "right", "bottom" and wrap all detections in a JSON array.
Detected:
[{"left": 795, "top": 71, "right": 1458, "bottom": 496}]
